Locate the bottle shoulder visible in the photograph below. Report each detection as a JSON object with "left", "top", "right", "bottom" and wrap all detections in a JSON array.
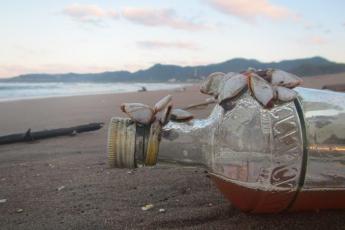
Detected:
[{"left": 210, "top": 93, "right": 304, "bottom": 192}]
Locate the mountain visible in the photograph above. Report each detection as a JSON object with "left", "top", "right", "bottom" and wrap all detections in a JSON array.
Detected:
[{"left": 2, "top": 57, "right": 345, "bottom": 83}]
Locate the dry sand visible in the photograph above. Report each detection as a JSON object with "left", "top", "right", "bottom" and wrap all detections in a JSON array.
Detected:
[
  {"left": 301, "top": 72, "right": 345, "bottom": 89},
  {"left": 0, "top": 81, "right": 345, "bottom": 229}
]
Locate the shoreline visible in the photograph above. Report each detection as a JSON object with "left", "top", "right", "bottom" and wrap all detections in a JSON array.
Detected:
[{"left": 0, "top": 82, "right": 192, "bottom": 103}]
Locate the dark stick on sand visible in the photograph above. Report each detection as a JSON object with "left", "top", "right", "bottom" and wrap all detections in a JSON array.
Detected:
[
  {"left": 0, "top": 123, "right": 104, "bottom": 145},
  {"left": 182, "top": 100, "right": 216, "bottom": 110}
]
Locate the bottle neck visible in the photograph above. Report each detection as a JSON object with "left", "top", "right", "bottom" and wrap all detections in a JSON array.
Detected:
[{"left": 157, "top": 106, "right": 221, "bottom": 167}]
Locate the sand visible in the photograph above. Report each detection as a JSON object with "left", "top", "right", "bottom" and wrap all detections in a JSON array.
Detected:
[
  {"left": 1, "top": 82, "right": 345, "bottom": 229},
  {"left": 301, "top": 72, "right": 345, "bottom": 89}
]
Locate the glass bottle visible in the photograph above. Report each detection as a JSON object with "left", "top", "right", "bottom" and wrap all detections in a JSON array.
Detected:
[{"left": 107, "top": 87, "right": 345, "bottom": 213}]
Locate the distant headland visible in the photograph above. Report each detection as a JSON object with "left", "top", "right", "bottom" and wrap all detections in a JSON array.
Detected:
[{"left": 2, "top": 56, "right": 345, "bottom": 83}]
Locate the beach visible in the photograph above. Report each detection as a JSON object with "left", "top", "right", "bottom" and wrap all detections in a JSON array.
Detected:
[{"left": 1, "top": 81, "right": 345, "bottom": 229}]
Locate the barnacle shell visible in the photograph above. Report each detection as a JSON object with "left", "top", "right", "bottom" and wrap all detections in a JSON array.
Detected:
[
  {"left": 218, "top": 73, "right": 248, "bottom": 104},
  {"left": 121, "top": 103, "right": 154, "bottom": 125},
  {"left": 200, "top": 72, "right": 226, "bottom": 96},
  {"left": 275, "top": 86, "right": 298, "bottom": 102},
  {"left": 269, "top": 69, "right": 303, "bottom": 88},
  {"left": 156, "top": 103, "right": 172, "bottom": 125},
  {"left": 154, "top": 95, "right": 172, "bottom": 113},
  {"left": 249, "top": 73, "right": 274, "bottom": 107},
  {"left": 170, "top": 109, "right": 194, "bottom": 122},
  {"left": 206, "top": 97, "right": 217, "bottom": 103}
]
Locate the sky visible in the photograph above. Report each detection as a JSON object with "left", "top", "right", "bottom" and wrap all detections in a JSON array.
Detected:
[{"left": 1, "top": 0, "right": 345, "bottom": 78}]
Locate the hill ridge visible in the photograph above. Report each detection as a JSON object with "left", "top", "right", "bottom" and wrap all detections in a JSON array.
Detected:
[{"left": 2, "top": 56, "right": 345, "bottom": 83}]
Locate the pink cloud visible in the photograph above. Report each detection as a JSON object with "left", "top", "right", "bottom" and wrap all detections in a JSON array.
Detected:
[
  {"left": 62, "top": 4, "right": 118, "bottom": 24},
  {"left": 206, "top": 0, "right": 297, "bottom": 22},
  {"left": 308, "top": 36, "right": 327, "bottom": 45},
  {"left": 137, "top": 40, "right": 199, "bottom": 50},
  {"left": 122, "top": 7, "right": 207, "bottom": 31}
]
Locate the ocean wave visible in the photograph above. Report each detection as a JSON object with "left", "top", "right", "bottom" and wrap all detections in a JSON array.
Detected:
[{"left": 0, "top": 82, "right": 188, "bottom": 102}]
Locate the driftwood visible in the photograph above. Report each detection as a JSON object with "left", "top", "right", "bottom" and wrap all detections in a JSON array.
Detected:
[
  {"left": 0, "top": 123, "right": 104, "bottom": 145},
  {"left": 181, "top": 100, "right": 216, "bottom": 110}
]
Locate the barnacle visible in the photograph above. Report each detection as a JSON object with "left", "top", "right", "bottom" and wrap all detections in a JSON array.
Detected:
[{"left": 201, "top": 69, "right": 302, "bottom": 108}]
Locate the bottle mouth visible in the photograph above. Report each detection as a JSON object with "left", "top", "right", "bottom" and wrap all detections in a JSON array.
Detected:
[{"left": 107, "top": 117, "right": 162, "bottom": 168}]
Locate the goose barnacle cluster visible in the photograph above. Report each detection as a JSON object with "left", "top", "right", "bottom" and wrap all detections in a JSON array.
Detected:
[
  {"left": 201, "top": 69, "right": 303, "bottom": 108},
  {"left": 120, "top": 95, "right": 194, "bottom": 126},
  {"left": 120, "top": 69, "right": 302, "bottom": 126}
]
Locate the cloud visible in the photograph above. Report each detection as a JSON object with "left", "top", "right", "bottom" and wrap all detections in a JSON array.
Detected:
[
  {"left": 137, "top": 40, "right": 199, "bottom": 50},
  {"left": 308, "top": 36, "right": 327, "bottom": 45},
  {"left": 62, "top": 4, "right": 118, "bottom": 24},
  {"left": 205, "top": 0, "right": 297, "bottom": 23},
  {"left": 122, "top": 7, "right": 207, "bottom": 31}
]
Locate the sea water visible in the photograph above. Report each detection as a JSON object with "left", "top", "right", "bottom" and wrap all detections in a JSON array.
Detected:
[{"left": 0, "top": 82, "right": 188, "bottom": 102}]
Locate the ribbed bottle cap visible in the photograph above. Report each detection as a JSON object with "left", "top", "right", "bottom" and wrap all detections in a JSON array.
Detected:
[{"left": 107, "top": 117, "right": 136, "bottom": 168}]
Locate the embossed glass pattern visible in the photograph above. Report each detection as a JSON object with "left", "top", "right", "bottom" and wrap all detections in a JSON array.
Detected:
[{"left": 159, "top": 91, "right": 305, "bottom": 192}]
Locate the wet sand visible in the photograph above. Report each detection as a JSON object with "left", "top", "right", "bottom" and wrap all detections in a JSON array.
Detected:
[{"left": 1, "top": 81, "right": 345, "bottom": 229}]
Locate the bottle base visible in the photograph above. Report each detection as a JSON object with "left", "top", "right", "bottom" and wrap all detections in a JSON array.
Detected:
[{"left": 212, "top": 175, "right": 345, "bottom": 213}]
